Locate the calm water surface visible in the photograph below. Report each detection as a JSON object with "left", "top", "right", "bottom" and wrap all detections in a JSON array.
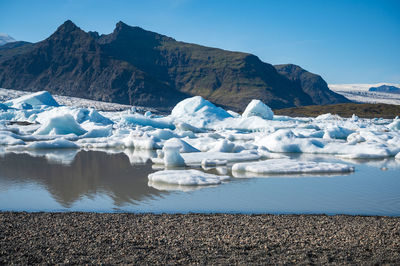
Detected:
[{"left": 1, "top": 149, "right": 399, "bottom": 216}]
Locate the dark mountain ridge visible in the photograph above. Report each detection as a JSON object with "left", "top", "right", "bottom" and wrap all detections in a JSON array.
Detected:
[{"left": 0, "top": 20, "right": 350, "bottom": 111}]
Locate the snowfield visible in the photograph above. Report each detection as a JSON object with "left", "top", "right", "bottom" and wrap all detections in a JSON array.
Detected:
[
  {"left": 1, "top": 89, "right": 400, "bottom": 189},
  {"left": 329, "top": 83, "right": 400, "bottom": 105}
]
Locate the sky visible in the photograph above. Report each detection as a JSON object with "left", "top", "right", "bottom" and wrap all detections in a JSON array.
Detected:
[{"left": 0, "top": 0, "right": 399, "bottom": 84}]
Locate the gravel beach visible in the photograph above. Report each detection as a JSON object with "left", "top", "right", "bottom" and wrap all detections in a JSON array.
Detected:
[{"left": 1, "top": 212, "right": 399, "bottom": 264}]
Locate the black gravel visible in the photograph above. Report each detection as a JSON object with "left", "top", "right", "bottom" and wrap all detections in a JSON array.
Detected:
[{"left": 1, "top": 212, "right": 399, "bottom": 264}]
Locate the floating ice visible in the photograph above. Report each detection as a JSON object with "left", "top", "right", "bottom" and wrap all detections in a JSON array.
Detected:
[
  {"left": 323, "top": 126, "right": 355, "bottom": 140},
  {"left": 34, "top": 114, "right": 87, "bottom": 136},
  {"left": 388, "top": 119, "right": 400, "bottom": 131},
  {"left": 81, "top": 125, "right": 113, "bottom": 138},
  {"left": 1, "top": 90, "right": 400, "bottom": 171},
  {"left": 150, "top": 129, "right": 179, "bottom": 140},
  {"left": 170, "top": 96, "right": 232, "bottom": 127},
  {"left": 123, "top": 113, "right": 174, "bottom": 129},
  {"left": 209, "top": 139, "right": 235, "bottom": 153},
  {"left": 201, "top": 159, "right": 227, "bottom": 167},
  {"left": 152, "top": 151, "right": 260, "bottom": 166},
  {"left": 163, "top": 138, "right": 200, "bottom": 153},
  {"left": 175, "top": 122, "right": 205, "bottom": 133},
  {"left": 0, "top": 103, "right": 9, "bottom": 111},
  {"left": 0, "top": 131, "right": 25, "bottom": 145},
  {"left": 148, "top": 169, "right": 229, "bottom": 186},
  {"left": 256, "top": 129, "right": 325, "bottom": 153},
  {"left": 5, "top": 91, "right": 59, "bottom": 108},
  {"left": 162, "top": 142, "right": 185, "bottom": 167},
  {"left": 76, "top": 108, "right": 113, "bottom": 125},
  {"left": 315, "top": 113, "right": 343, "bottom": 121},
  {"left": 242, "top": 99, "right": 274, "bottom": 120},
  {"left": 9, "top": 138, "right": 79, "bottom": 150},
  {"left": 232, "top": 159, "right": 354, "bottom": 175}
]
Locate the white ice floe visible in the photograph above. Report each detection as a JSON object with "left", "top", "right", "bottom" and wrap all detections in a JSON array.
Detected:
[
  {"left": 34, "top": 114, "right": 87, "bottom": 136},
  {"left": 201, "top": 159, "right": 227, "bottom": 167},
  {"left": 0, "top": 131, "right": 26, "bottom": 145},
  {"left": 170, "top": 96, "right": 232, "bottom": 128},
  {"left": 232, "top": 159, "right": 354, "bottom": 175},
  {"left": 8, "top": 138, "right": 79, "bottom": 150},
  {"left": 387, "top": 119, "right": 400, "bottom": 131},
  {"left": 242, "top": 99, "right": 274, "bottom": 120},
  {"left": 148, "top": 169, "right": 229, "bottom": 186},
  {"left": 152, "top": 151, "right": 260, "bottom": 166},
  {"left": 123, "top": 113, "right": 174, "bottom": 129},
  {"left": 162, "top": 142, "right": 185, "bottom": 167},
  {"left": 163, "top": 138, "right": 200, "bottom": 153},
  {"left": 5, "top": 91, "right": 59, "bottom": 108}
]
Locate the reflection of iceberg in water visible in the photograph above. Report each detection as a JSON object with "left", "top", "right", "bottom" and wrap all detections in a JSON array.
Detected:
[
  {"left": 338, "top": 158, "right": 400, "bottom": 170},
  {"left": 0, "top": 150, "right": 166, "bottom": 208},
  {"left": 84, "top": 148, "right": 157, "bottom": 165},
  {"left": 148, "top": 181, "right": 213, "bottom": 192},
  {"left": 4, "top": 149, "right": 80, "bottom": 165},
  {"left": 231, "top": 170, "right": 349, "bottom": 179}
]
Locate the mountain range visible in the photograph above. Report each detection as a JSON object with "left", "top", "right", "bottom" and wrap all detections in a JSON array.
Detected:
[
  {"left": 0, "top": 34, "right": 15, "bottom": 46},
  {"left": 0, "top": 20, "right": 349, "bottom": 111}
]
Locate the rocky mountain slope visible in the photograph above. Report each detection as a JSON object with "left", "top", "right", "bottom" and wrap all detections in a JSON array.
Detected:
[{"left": 0, "top": 21, "right": 350, "bottom": 110}]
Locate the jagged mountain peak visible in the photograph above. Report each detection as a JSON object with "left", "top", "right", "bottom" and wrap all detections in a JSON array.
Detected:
[{"left": 56, "top": 20, "right": 80, "bottom": 33}]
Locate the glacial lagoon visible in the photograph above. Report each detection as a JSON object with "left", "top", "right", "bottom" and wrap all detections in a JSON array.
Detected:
[
  {"left": 1, "top": 91, "right": 400, "bottom": 216},
  {"left": 1, "top": 149, "right": 399, "bottom": 216}
]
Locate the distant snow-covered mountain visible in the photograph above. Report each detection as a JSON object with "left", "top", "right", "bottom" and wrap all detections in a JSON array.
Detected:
[
  {"left": 329, "top": 83, "right": 400, "bottom": 105},
  {"left": 0, "top": 34, "right": 16, "bottom": 46}
]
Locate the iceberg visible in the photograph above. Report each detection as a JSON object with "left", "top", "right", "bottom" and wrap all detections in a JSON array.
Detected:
[
  {"left": 5, "top": 91, "right": 59, "bottom": 108},
  {"left": 163, "top": 138, "right": 200, "bottom": 153},
  {"left": 232, "top": 159, "right": 354, "bottom": 175},
  {"left": 242, "top": 99, "right": 274, "bottom": 120},
  {"left": 81, "top": 125, "right": 113, "bottom": 138},
  {"left": 0, "top": 131, "right": 25, "bottom": 145},
  {"left": 34, "top": 114, "right": 87, "bottom": 136},
  {"left": 148, "top": 169, "right": 229, "bottom": 186},
  {"left": 152, "top": 151, "right": 260, "bottom": 166},
  {"left": 123, "top": 113, "right": 174, "bottom": 129},
  {"left": 9, "top": 138, "right": 79, "bottom": 150},
  {"left": 162, "top": 142, "right": 185, "bottom": 167},
  {"left": 170, "top": 96, "right": 232, "bottom": 127}
]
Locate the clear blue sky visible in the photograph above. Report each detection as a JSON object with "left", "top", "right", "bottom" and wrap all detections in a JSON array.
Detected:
[{"left": 0, "top": 0, "right": 399, "bottom": 84}]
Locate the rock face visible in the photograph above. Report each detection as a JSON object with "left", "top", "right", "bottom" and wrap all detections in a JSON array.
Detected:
[
  {"left": 0, "top": 20, "right": 350, "bottom": 110},
  {"left": 274, "top": 64, "right": 350, "bottom": 105}
]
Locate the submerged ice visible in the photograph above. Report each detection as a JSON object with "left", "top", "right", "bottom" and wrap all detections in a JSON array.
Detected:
[{"left": 2, "top": 91, "right": 400, "bottom": 187}]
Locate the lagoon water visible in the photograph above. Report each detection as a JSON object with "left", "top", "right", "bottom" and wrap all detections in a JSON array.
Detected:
[{"left": 1, "top": 150, "right": 399, "bottom": 216}]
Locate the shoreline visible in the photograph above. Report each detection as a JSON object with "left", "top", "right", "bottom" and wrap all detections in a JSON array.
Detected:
[{"left": 1, "top": 212, "right": 399, "bottom": 264}]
